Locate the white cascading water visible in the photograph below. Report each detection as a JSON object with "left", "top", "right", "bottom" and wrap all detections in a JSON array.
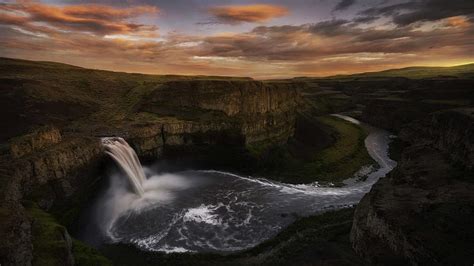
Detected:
[{"left": 102, "top": 137, "right": 146, "bottom": 196}]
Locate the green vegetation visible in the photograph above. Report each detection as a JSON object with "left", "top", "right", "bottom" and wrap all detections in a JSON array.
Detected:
[
  {"left": 251, "top": 115, "right": 374, "bottom": 185},
  {"left": 305, "top": 116, "right": 373, "bottom": 183},
  {"left": 73, "top": 239, "right": 113, "bottom": 266},
  {"left": 25, "top": 201, "right": 72, "bottom": 266},
  {"left": 304, "top": 94, "right": 355, "bottom": 115},
  {"left": 24, "top": 202, "right": 111, "bottom": 266}
]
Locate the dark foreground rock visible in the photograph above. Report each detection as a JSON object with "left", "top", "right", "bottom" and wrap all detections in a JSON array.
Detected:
[{"left": 351, "top": 109, "right": 474, "bottom": 265}]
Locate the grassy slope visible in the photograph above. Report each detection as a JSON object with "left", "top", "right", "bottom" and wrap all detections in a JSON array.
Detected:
[
  {"left": 328, "top": 63, "right": 474, "bottom": 79},
  {"left": 304, "top": 116, "right": 373, "bottom": 183},
  {"left": 250, "top": 115, "right": 373, "bottom": 185},
  {"left": 0, "top": 57, "right": 252, "bottom": 141}
]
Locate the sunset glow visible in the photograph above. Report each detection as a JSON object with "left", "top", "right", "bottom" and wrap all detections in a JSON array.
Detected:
[{"left": 1, "top": 0, "right": 473, "bottom": 78}]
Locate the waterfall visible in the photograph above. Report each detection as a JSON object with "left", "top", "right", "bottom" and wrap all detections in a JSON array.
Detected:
[{"left": 102, "top": 137, "right": 146, "bottom": 196}]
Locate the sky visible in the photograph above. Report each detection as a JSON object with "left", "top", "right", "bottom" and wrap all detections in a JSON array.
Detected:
[{"left": 0, "top": 0, "right": 473, "bottom": 78}]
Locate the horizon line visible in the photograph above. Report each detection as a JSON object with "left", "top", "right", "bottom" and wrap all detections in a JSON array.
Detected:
[{"left": 2, "top": 56, "right": 473, "bottom": 80}]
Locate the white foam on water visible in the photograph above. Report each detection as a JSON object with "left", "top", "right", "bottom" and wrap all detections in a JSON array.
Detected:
[
  {"left": 157, "top": 246, "right": 190, "bottom": 253},
  {"left": 331, "top": 114, "right": 361, "bottom": 125},
  {"left": 183, "top": 204, "right": 222, "bottom": 226},
  {"left": 131, "top": 212, "right": 187, "bottom": 252}
]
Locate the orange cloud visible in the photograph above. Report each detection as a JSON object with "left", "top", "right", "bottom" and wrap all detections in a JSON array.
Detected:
[
  {"left": 0, "top": 2, "right": 159, "bottom": 36},
  {"left": 444, "top": 16, "right": 471, "bottom": 28},
  {"left": 61, "top": 5, "right": 159, "bottom": 20},
  {"left": 208, "top": 4, "right": 288, "bottom": 24},
  {"left": 1, "top": 2, "right": 473, "bottom": 79}
]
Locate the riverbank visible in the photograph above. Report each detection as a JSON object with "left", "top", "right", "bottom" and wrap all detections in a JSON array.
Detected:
[{"left": 249, "top": 114, "right": 375, "bottom": 185}]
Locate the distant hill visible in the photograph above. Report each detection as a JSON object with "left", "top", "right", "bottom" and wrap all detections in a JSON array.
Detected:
[
  {"left": 0, "top": 57, "right": 253, "bottom": 81},
  {"left": 326, "top": 63, "right": 474, "bottom": 79}
]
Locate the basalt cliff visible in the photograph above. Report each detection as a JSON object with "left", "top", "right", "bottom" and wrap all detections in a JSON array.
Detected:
[{"left": 352, "top": 109, "right": 474, "bottom": 265}]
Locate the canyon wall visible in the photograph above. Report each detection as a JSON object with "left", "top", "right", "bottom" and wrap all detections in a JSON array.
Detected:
[
  {"left": 351, "top": 108, "right": 474, "bottom": 265},
  {"left": 130, "top": 80, "right": 301, "bottom": 158},
  {"left": 1, "top": 129, "right": 103, "bottom": 265}
]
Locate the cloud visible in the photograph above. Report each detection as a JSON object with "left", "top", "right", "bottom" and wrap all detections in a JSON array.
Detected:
[
  {"left": 444, "top": 16, "right": 471, "bottom": 28},
  {"left": 0, "top": 2, "right": 159, "bottom": 36},
  {"left": 0, "top": 1, "right": 473, "bottom": 78},
  {"left": 207, "top": 4, "right": 288, "bottom": 24},
  {"left": 60, "top": 5, "right": 159, "bottom": 21},
  {"left": 308, "top": 19, "right": 351, "bottom": 36},
  {"left": 358, "top": 0, "right": 474, "bottom": 26},
  {"left": 192, "top": 17, "right": 474, "bottom": 64},
  {"left": 333, "top": 0, "right": 356, "bottom": 12}
]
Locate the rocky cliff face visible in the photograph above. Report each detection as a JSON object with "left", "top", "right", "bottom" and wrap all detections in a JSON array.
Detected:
[
  {"left": 0, "top": 127, "right": 103, "bottom": 265},
  {"left": 9, "top": 126, "right": 62, "bottom": 158},
  {"left": 351, "top": 109, "right": 474, "bottom": 265},
  {"left": 399, "top": 109, "right": 473, "bottom": 169},
  {"left": 145, "top": 80, "right": 298, "bottom": 116},
  {"left": 125, "top": 80, "right": 301, "bottom": 159}
]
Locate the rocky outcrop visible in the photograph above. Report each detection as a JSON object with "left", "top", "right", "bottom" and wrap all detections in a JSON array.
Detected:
[
  {"left": 351, "top": 109, "right": 474, "bottom": 265},
  {"left": 0, "top": 204, "right": 33, "bottom": 266},
  {"left": 9, "top": 126, "right": 62, "bottom": 158}
]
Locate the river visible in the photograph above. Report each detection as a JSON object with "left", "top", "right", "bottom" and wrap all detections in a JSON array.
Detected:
[{"left": 82, "top": 115, "right": 397, "bottom": 254}]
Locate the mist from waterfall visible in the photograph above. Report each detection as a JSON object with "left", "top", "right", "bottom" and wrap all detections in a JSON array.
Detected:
[{"left": 94, "top": 137, "right": 193, "bottom": 242}]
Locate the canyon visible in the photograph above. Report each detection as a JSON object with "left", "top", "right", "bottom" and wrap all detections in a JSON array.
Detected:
[{"left": 0, "top": 58, "right": 473, "bottom": 265}]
